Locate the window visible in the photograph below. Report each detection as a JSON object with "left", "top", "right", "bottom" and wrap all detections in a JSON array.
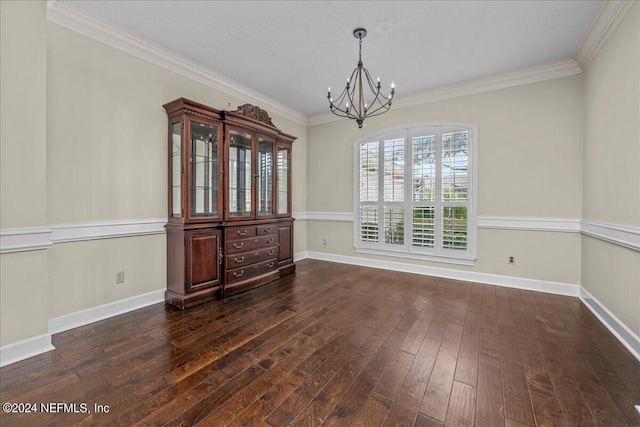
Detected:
[{"left": 354, "top": 123, "right": 477, "bottom": 264}]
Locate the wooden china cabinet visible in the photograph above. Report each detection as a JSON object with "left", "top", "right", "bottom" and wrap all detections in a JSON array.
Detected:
[{"left": 163, "top": 98, "right": 295, "bottom": 309}]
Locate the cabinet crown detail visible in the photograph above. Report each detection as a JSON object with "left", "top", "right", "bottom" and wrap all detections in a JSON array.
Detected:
[{"left": 233, "top": 104, "right": 275, "bottom": 127}]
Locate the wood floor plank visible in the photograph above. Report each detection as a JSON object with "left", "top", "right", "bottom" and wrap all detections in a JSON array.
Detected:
[
  {"left": 443, "top": 380, "right": 476, "bottom": 427},
  {"left": 374, "top": 349, "right": 415, "bottom": 400},
  {"left": 197, "top": 328, "right": 332, "bottom": 425},
  {"left": 420, "top": 324, "right": 464, "bottom": 422},
  {"left": 321, "top": 328, "right": 408, "bottom": 426},
  {"left": 476, "top": 361, "right": 504, "bottom": 427},
  {"left": 289, "top": 349, "right": 374, "bottom": 426},
  {"left": 382, "top": 337, "right": 441, "bottom": 427},
  {"left": 399, "top": 304, "right": 437, "bottom": 355},
  {"left": 502, "top": 361, "right": 536, "bottom": 426},
  {"left": 454, "top": 311, "right": 481, "bottom": 387},
  {"left": 538, "top": 339, "right": 597, "bottom": 427},
  {"left": 1, "top": 259, "right": 638, "bottom": 427},
  {"left": 561, "top": 347, "right": 628, "bottom": 427},
  {"left": 530, "top": 391, "right": 568, "bottom": 427},
  {"left": 264, "top": 337, "right": 357, "bottom": 426},
  {"left": 350, "top": 391, "right": 394, "bottom": 427},
  {"left": 415, "top": 413, "right": 445, "bottom": 427},
  {"left": 520, "top": 347, "right": 556, "bottom": 398},
  {"left": 228, "top": 368, "right": 307, "bottom": 427}
]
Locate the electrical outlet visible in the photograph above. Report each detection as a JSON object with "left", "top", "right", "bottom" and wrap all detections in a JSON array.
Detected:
[
  {"left": 116, "top": 271, "right": 125, "bottom": 284},
  {"left": 322, "top": 238, "right": 327, "bottom": 246},
  {"left": 508, "top": 256, "right": 515, "bottom": 264}
]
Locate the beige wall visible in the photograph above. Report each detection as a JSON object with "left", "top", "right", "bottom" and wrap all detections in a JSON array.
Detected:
[
  {"left": 1, "top": 1, "right": 48, "bottom": 228},
  {"left": 582, "top": 3, "right": 639, "bottom": 335},
  {"left": 47, "top": 23, "right": 308, "bottom": 224},
  {"left": 0, "top": 2, "right": 307, "bottom": 347},
  {"left": 0, "top": 1, "right": 50, "bottom": 346},
  {"left": 307, "top": 75, "right": 584, "bottom": 285},
  {"left": 44, "top": 22, "right": 308, "bottom": 326}
]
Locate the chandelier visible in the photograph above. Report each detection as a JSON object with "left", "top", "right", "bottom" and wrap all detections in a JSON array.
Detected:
[{"left": 327, "top": 28, "right": 395, "bottom": 128}]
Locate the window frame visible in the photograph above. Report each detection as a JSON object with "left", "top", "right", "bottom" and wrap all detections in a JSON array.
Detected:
[{"left": 353, "top": 122, "right": 478, "bottom": 265}]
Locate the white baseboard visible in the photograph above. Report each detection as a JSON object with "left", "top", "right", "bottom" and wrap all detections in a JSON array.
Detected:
[
  {"left": 297, "top": 251, "right": 639, "bottom": 361},
  {"left": 293, "top": 251, "right": 309, "bottom": 262},
  {"left": 579, "top": 287, "right": 640, "bottom": 361},
  {"left": 3, "top": 257, "right": 637, "bottom": 367},
  {"left": 0, "top": 290, "right": 165, "bottom": 367},
  {"left": 48, "top": 289, "right": 165, "bottom": 334},
  {"left": 302, "top": 251, "right": 579, "bottom": 296},
  {"left": 0, "top": 334, "right": 55, "bottom": 368}
]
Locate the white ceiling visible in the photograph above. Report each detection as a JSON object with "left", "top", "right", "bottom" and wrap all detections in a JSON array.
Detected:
[{"left": 64, "top": 0, "right": 603, "bottom": 118}]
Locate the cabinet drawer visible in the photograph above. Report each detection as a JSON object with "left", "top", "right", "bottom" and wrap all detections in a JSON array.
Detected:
[
  {"left": 226, "top": 258, "right": 278, "bottom": 285},
  {"left": 225, "top": 226, "right": 257, "bottom": 240},
  {"left": 226, "top": 246, "right": 278, "bottom": 269},
  {"left": 256, "top": 223, "right": 277, "bottom": 236},
  {"left": 226, "top": 234, "right": 278, "bottom": 254}
]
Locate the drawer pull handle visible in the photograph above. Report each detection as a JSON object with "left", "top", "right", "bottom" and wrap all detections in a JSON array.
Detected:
[
  {"left": 264, "top": 227, "right": 271, "bottom": 233},
  {"left": 267, "top": 250, "right": 275, "bottom": 256},
  {"left": 237, "top": 230, "right": 248, "bottom": 236},
  {"left": 234, "top": 256, "right": 245, "bottom": 263},
  {"left": 266, "top": 238, "right": 274, "bottom": 244},
  {"left": 267, "top": 262, "right": 275, "bottom": 268},
  {"left": 233, "top": 270, "right": 244, "bottom": 278},
  {"left": 233, "top": 242, "right": 244, "bottom": 249}
]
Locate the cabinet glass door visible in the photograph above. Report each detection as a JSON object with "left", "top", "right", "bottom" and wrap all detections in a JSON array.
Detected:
[
  {"left": 189, "top": 121, "right": 219, "bottom": 217},
  {"left": 171, "top": 122, "right": 182, "bottom": 218},
  {"left": 229, "top": 130, "right": 252, "bottom": 217},
  {"left": 258, "top": 137, "right": 274, "bottom": 216},
  {"left": 277, "top": 145, "right": 290, "bottom": 215}
]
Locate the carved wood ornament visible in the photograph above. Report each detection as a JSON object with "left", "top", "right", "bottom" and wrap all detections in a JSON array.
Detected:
[{"left": 233, "top": 104, "right": 275, "bottom": 127}]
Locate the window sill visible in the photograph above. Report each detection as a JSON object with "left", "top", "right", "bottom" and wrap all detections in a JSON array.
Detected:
[{"left": 355, "top": 247, "right": 477, "bottom": 266}]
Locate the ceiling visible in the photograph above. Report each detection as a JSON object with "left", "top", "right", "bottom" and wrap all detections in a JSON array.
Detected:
[{"left": 64, "top": 0, "right": 603, "bottom": 118}]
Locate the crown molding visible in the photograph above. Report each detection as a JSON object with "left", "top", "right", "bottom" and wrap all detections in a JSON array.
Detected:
[
  {"left": 573, "top": 0, "right": 634, "bottom": 69},
  {"left": 308, "top": 59, "right": 582, "bottom": 126},
  {"left": 45, "top": 1, "right": 308, "bottom": 127}
]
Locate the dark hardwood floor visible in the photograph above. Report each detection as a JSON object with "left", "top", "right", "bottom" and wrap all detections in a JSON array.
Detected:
[{"left": 1, "top": 259, "right": 639, "bottom": 426}]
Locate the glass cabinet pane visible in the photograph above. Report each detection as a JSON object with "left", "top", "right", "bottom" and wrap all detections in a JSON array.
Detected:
[
  {"left": 277, "top": 146, "right": 289, "bottom": 215},
  {"left": 229, "top": 130, "right": 252, "bottom": 216},
  {"left": 171, "top": 122, "right": 182, "bottom": 217},
  {"left": 258, "top": 138, "right": 273, "bottom": 216},
  {"left": 190, "top": 122, "right": 219, "bottom": 217}
]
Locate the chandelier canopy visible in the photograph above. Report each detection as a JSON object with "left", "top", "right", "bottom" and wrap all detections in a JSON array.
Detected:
[{"left": 327, "top": 28, "right": 395, "bottom": 128}]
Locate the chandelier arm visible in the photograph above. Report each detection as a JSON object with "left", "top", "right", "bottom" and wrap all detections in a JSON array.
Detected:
[
  {"left": 329, "top": 67, "right": 361, "bottom": 119},
  {"left": 360, "top": 104, "right": 392, "bottom": 118},
  {"left": 346, "top": 73, "right": 359, "bottom": 118}
]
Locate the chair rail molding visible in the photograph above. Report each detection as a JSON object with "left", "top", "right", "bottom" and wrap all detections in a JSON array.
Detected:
[
  {"left": 580, "top": 219, "right": 640, "bottom": 252},
  {"left": 0, "top": 219, "right": 166, "bottom": 254},
  {"left": 4, "top": 216, "right": 637, "bottom": 254},
  {"left": 294, "top": 212, "right": 639, "bottom": 252},
  {"left": 0, "top": 227, "right": 53, "bottom": 254}
]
